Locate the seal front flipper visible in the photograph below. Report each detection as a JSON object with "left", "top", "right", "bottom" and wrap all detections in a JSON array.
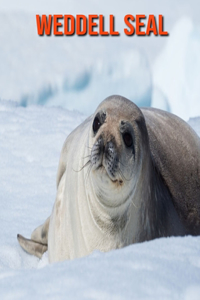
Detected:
[
  {"left": 31, "top": 216, "right": 50, "bottom": 245},
  {"left": 17, "top": 234, "right": 47, "bottom": 258},
  {"left": 17, "top": 216, "right": 50, "bottom": 258}
]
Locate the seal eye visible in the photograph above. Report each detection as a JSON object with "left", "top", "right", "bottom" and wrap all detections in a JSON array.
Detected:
[
  {"left": 123, "top": 132, "right": 133, "bottom": 147},
  {"left": 93, "top": 117, "right": 101, "bottom": 133}
]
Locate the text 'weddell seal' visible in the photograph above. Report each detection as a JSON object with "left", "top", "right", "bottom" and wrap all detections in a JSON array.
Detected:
[
  {"left": 36, "top": 15, "right": 169, "bottom": 36},
  {"left": 18, "top": 95, "right": 200, "bottom": 263}
]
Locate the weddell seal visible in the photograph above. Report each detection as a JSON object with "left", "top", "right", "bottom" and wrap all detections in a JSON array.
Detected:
[{"left": 17, "top": 95, "right": 200, "bottom": 262}]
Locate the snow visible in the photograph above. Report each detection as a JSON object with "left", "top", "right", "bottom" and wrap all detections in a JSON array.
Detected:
[
  {"left": 1, "top": 237, "right": 200, "bottom": 300},
  {"left": 0, "top": 100, "right": 200, "bottom": 299}
]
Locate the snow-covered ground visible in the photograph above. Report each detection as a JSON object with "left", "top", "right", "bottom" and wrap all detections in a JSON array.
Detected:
[{"left": 0, "top": 100, "right": 200, "bottom": 300}]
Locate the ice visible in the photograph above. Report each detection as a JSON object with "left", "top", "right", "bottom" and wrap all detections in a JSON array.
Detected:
[
  {"left": 1, "top": 1, "right": 200, "bottom": 117},
  {"left": 20, "top": 49, "right": 152, "bottom": 115},
  {"left": 0, "top": 13, "right": 152, "bottom": 115},
  {"left": 153, "top": 17, "right": 200, "bottom": 120}
]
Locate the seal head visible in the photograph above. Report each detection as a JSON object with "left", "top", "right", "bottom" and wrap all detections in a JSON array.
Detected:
[{"left": 89, "top": 96, "right": 150, "bottom": 208}]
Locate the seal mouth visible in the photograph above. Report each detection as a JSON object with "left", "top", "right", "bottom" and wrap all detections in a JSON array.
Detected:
[{"left": 96, "top": 162, "right": 123, "bottom": 185}]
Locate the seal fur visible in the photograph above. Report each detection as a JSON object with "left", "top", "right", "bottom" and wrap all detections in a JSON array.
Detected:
[{"left": 17, "top": 95, "right": 200, "bottom": 262}]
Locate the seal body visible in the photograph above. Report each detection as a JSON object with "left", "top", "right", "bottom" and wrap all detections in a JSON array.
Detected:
[{"left": 17, "top": 95, "right": 200, "bottom": 262}]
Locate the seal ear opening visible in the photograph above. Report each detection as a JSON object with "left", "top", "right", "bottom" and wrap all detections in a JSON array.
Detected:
[{"left": 17, "top": 234, "right": 47, "bottom": 259}]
